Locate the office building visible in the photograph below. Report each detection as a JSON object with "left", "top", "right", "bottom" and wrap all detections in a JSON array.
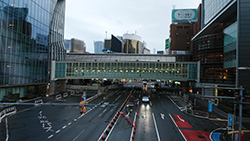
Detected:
[
  {"left": 64, "top": 39, "right": 71, "bottom": 53},
  {"left": 111, "top": 35, "right": 122, "bottom": 53},
  {"left": 0, "top": 0, "right": 66, "bottom": 101},
  {"left": 123, "top": 33, "right": 142, "bottom": 54},
  {"left": 94, "top": 41, "right": 104, "bottom": 54},
  {"left": 104, "top": 39, "right": 111, "bottom": 50},
  {"left": 70, "top": 38, "right": 86, "bottom": 53},
  {"left": 192, "top": 0, "right": 250, "bottom": 93},
  {"left": 170, "top": 7, "right": 201, "bottom": 55}
]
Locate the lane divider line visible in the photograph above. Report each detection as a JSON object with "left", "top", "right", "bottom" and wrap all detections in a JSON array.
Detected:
[
  {"left": 152, "top": 113, "right": 161, "bottom": 141},
  {"left": 48, "top": 135, "right": 53, "bottom": 139},
  {"left": 169, "top": 114, "right": 187, "bottom": 141},
  {"left": 56, "top": 130, "right": 60, "bottom": 133}
]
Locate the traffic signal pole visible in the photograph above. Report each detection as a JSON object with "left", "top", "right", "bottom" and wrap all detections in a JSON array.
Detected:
[{"left": 239, "top": 86, "right": 243, "bottom": 141}]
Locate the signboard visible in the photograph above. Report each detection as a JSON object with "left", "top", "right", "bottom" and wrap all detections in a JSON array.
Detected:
[
  {"left": 172, "top": 9, "right": 197, "bottom": 23},
  {"left": 165, "top": 38, "right": 171, "bottom": 49},
  {"left": 228, "top": 114, "right": 232, "bottom": 127},
  {"left": 209, "top": 102, "right": 213, "bottom": 112}
]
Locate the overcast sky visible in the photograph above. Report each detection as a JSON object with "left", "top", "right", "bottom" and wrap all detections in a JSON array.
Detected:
[{"left": 64, "top": 0, "right": 201, "bottom": 53}]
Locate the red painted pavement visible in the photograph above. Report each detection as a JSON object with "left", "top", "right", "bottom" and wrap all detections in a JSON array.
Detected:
[
  {"left": 180, "top": 130, "right": 211, "bottom": 141},
  {"left": 172, "top": 114, "right": 193, "bottom": 129}
]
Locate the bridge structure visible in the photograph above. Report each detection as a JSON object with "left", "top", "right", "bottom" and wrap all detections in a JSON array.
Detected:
[{"left": 51, "top": 53, "right": 200, "bottom": 81}]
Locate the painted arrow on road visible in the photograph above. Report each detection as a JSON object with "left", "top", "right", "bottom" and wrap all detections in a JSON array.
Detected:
[{"left": 160, "top": 113, "right": 165, "bottom": 120}]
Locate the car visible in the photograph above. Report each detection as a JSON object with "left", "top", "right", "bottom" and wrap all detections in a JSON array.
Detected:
[
  {"left": 152, "top": 88, "right": 156, "bottom": 93},
  {"left": 142, "top": 96, "right": 149, "bottom": 102}
]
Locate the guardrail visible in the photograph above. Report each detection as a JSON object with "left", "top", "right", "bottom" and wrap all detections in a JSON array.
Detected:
[{"left": 0, "top": 106, "right": 17, "bottom": 123}]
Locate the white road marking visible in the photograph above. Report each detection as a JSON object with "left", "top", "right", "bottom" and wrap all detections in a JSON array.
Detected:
[
  {"left": 68, "top": 122, "right": 72, "bottom": 126},
  {"left": 169, "top": 114, "right": 187, "bottom": 141},
  {"left": 167, "top": 96, "right": 182, "bottom": 109},
  {"left": 150, "top": 101, "right": 152, "bottom": 106},
  {"left": 72, "top": 129, "right": 85, "bottom": 141},
  {"left": 177, "top": 115, "right": 185, "bottom": 122},
  {"left": 62, "top": 125, "right": 67, "bottom": 129},
  {"left": 160, "top": 113, "right": 165, "bottom": 120},
  {"left": 74, "top": 119, "right": 77, "bottom": 121},
  {"left": 99, "top": 109, "right": 107, "bottom": 117},
  {"left": 5, "top": 118, "right": 9, "bottom": 141},
  {"left": 48, "top": 135, "right": 53, "bottom": 139},
  {"left": 152, "top": 113, "right": 161, "bottom": 141},
  {"left": 56, "top": 130, "right": 61, "bottom": 133}
]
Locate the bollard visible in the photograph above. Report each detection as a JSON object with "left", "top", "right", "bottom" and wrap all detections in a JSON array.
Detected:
[
  {"left": 106, "top": 129, "right": 109, "bottom": 134},
  {"left": 102, "top": 135, "right": 105, "bottom": 140},
  {"left": 109, "top": 124, "right": 112, "bottom": 128},
  {"left": 133, "top": 130, "right": 136, "bottom": 134}
]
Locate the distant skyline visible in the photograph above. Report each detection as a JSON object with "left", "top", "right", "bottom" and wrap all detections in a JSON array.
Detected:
[{"left": 65, "top": 0, "right": 201, "bottom": 53}]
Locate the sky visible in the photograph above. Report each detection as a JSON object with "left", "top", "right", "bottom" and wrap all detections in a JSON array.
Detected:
[{"left": 64, "top": 0, "right": 201, "bottom": 53}]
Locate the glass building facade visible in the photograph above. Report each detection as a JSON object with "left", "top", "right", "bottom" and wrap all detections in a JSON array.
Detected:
[
  {"left": 203, "top": 0, "right": 232, "bottom": 25},
  {"left": 0, "top": 0, "right": 66, "bottom": 101},
  {"left": 94, "top": 41, "right": 104, "bottom": 54},
  {"left": 223, "top": 22, "right": 237, "bottom": 68}
]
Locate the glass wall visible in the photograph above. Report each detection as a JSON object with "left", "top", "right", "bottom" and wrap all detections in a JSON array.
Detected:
[
  {"left": 55, "top": 62, "right": 198, "bottom": 81},
  {"left": 0, "top": 0, "right": 65, "bottom": 101},
  {"left": 204, "top": 0, "right": 233, "bottom": 25},
  {"left": 224, "top": 22, "right": 237, "bottom": 68}
]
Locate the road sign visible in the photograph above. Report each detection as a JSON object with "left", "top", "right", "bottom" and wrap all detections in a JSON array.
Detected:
[
  {"left": 228, "top": 114, "right": 233, "bottom": 127},
  {"left": 209, "top": 102, "right": 213, "bottom": 112}
]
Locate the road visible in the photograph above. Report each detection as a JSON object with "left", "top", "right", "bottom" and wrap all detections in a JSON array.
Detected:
[{"left": 0, "top": 88, "right": 226, "bottom": 141}]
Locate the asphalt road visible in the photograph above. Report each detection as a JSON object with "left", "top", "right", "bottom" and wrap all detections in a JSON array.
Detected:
[{"left": 1, "top": 88, "right": 226, "bottom": 141}]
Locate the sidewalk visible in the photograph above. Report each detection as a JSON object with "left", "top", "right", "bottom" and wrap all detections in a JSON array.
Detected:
[{"left": 167, "top": 92, "right": 250, "bottom": 141}]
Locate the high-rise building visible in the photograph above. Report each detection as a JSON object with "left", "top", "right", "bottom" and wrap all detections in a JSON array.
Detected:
[
  {"left": 104, "top": 39, "right": 111, "bottom": 50},
  {"left": 94, "top": 41, "right": 104, "bottom": 54},
  {"left": 192, "top": 0, "right": 250, "bottom": 93},
  {"left": 0, "top": 0, "right": 66, "bottom": 101},
  {"left": 70, "top": 38, "right": 86, "bottom": 53},
  {"left": 111, "top": 35, "right": 122, "bottom": 53},
  {"left": 123, "top": 33, "right": 142, "bottom": 54},
  {"left": 64, "top": 39, "right": 71, "bottom": 53}
]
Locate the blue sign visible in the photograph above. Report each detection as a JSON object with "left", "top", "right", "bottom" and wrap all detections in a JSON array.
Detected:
[
  {"left": 209, "top": 102, "right": 213, "bottom": 112},
  {"left": 228, "top": 114, "right": 232, "bottom": 127}
]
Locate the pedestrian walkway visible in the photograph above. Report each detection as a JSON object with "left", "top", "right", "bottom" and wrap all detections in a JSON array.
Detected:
[{"left": 166, "top": 92, "right": 250, "bottom": 141}]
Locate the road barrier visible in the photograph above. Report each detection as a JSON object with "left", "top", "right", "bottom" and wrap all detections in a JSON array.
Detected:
[
  {"left": 63, "top": 93, "right": 68, "bottom": 98},
  {"left": 34, "top": 99, "right": 43, "bottom": 107},
  {"left": 130, "top": 101, "right": 139, "bottom": 141},
  {"left": 55, "top": 94, "right": 62, "bottom": 100},
  {"left": 98, "top": 89, "right": 134, "bottom": 141},
  {"left": 0, "top": 106, "right": 17, "bottom": 123}
]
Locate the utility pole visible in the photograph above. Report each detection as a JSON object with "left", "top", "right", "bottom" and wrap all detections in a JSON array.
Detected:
[{"left": 239, "top": 86, "right": 243, "bottom": 141}]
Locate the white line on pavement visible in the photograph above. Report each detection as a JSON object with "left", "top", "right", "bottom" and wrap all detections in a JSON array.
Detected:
[
  {"left": 167, "top": 96, "right": 181, "bottom": 109},
  {"left": 68, "top": 122, "right": 72, "bottom": 126},
  {"left": 99, "top": 109, "right": 107, "bottom": 117},
  {"left": 152, "top": 113, "right": 161, "bottom": 141},
  {"left": 48, "top": 135, "right": 53, "bottom": 139},
  {"left": 5, "top": 118, "right": 9, "bottom": 141},
  {"left": 150, "top": 101, "right": 152, "bottom": 106},
  {"left": 56, "top": 130, "right": 61, "bottom": 133},
  {"left": 168, "top": 114, "right": 187, "bottom": 141},
  {"left": 62, "top": 125, "right": 67, "bottom": 129},
  {"left": 72, "top": 129, "right": 85, "bottom": 141}
]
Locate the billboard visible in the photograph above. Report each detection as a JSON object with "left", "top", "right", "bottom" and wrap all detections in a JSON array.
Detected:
[{"left": 172, "top": 9, "right": 197, "bottom": 23}]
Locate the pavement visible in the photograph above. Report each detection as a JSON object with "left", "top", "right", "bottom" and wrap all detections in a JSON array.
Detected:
[{"left": 167, "top": 92, "right": 250, "bottom": 141}]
